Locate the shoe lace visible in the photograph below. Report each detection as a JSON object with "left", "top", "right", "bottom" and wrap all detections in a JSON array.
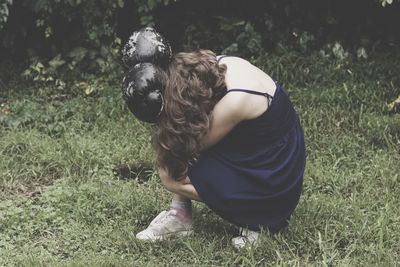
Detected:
[{"left": 152, "top": 210, "right": 177, "bottom": 226}]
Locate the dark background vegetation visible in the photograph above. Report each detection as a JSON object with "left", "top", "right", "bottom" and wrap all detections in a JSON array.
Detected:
[{"left": 1, "top": 0, "right": 399, "bottom": 73}]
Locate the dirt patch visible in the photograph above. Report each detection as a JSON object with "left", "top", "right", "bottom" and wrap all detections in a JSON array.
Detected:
[
  {"left": 0, "top": 98, "right": 13, "bottom": 116},
  {"left": 113, "top": 161, "right": 154, "bottom": 183},
  {"left": 1, "top": 169, "right": 63, "bottom": 200}
]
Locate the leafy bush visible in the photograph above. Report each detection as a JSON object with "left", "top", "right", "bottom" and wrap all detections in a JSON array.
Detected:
[
  {"left": 0, "top": 0, "right": 12, "bottom": 29},
  {"left": 1, "top": 0, "right": 398, "bottom": 58},
  {"left": 1, "top": 0, "right": 125, "bottom": 79},
  {"left": 380, "top": 0, "right": 395, "bottom": 6},
  {"left": 0, "top": 0, "right": 399, "bottom": 89},
  {"left": 133, "top": 0, "right": 182, "bottom": 25}
]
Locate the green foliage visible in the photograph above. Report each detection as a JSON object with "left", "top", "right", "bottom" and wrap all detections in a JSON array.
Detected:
[
  {"left": 297, "top": 31, "right": 316, "bottom": 53},
  {"left": 23, "top": 0, "right": 123, "bottom": 45},
  {"left": 0, "top": 0, "right": 12, "bottom": 29},
  {"left": 21, "top": 56, "right": 66, "bottom": 89},
  {"left": 0, "top": 0, "right": 399, "bottom": 263},
  {"left": 0, "top": 0, "right": 124, "bottom": 85},
  {"left": 0, "top": 0, "right": 399, "bottom": 89},
  {"left": 179, "top": 18, "right": 266, "bottom": 59},
  {"left": 222, "top": 22, "right": 265, "bottom": 58},
  {"left": 380, "top": 0, "right": 394, "bottom": 6},
  {"left": 1, "top": 0, "right": 178, "bottom": 50},
  {"left": 20, "top": 38, "right": 122, "bottom": 91},
  {"left": 134, "top": 0, "right": 181, "bottom": 26},
  {"left": 1, "top": 51, "right": 399, "bottom": 265}
]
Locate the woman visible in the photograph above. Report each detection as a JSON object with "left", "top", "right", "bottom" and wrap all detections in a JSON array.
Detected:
[{"left": 122, "top": 29, "right": 305, "bottom": 249}]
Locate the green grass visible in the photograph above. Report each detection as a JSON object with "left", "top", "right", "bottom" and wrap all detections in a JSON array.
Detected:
[{"left": 0, "top": 52, "right": 399, "bottom": 266}]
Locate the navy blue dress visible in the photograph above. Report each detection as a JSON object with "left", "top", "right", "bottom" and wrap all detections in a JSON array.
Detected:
[{"left": 188, "top": 60, "right": 306, "bottom": 232}]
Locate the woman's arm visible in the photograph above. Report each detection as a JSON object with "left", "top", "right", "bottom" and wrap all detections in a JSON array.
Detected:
[
  {"left": 159, "top": 168, "right": 201, "bottom": 201},
  {"left": 200, "top": 93, "right": 255, "bottom": 150},
  {"left": 158, "top": 94, "right": 247, "bottom": 199}
]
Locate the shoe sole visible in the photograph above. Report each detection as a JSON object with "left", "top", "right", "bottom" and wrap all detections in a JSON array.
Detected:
[{"left": 136, "top": 229, "right": 193, "bottom": 241}]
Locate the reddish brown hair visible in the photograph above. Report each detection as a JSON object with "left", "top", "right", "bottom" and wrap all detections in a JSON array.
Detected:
[{"left": 155, "top": 50, "right": 227, "bottom": 179}]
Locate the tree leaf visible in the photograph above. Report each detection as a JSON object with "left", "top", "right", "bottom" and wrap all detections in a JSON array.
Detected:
[{"left": 387, "top": 95, "right": 400, "bottom": 111}]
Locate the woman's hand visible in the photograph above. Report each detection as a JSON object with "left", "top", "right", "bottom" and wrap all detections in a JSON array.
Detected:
[
  {"left": 159, "top": 168, "right": 201, "bottom": 201},
  {"left": 158, "top": 167, "right": 178, "bottom": 191}
]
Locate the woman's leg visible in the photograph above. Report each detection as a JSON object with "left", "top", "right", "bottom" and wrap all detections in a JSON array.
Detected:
[
  {"left": 172, "top": 193, "right": 189, "bottom": 202},
  {"left": 135, "top": 193, "right": 194, "bottom": 241},
  {"left": 170, "top": 193, "right": 192, "bottom": 223},
  {"left": 136, "top": 173, "right": 198, "bottom": 241}
]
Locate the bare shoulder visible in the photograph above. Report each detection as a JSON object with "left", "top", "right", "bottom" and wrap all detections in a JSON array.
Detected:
[
  {"left": 219, "top": 56, "right": 276, "bottom": 96},
  {"left": 215, "top": 89, "right": 264, "bottom": 121},
  {"left": 217, "top": 56, "right": 275, "bottom": 120}
]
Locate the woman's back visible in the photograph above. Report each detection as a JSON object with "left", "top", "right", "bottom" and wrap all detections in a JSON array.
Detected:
[
  {"left": 217, "top": 56, "right": 277, "bottom": 120},
  {"left": 219, "top": 56, "right": 276, "bottom": 95}
]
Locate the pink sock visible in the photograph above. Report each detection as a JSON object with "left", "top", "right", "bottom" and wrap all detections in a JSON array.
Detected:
[{"left": 170, "top": 199, "right": 192, "bottom": 223}]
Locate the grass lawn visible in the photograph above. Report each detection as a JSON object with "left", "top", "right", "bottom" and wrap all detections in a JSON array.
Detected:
[{"left": 0, "top": 52, "right": 399, "bottom": 266}]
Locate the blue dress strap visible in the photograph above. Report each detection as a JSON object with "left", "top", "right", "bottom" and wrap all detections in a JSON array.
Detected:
[
  {"left": 226, "top": 89, "right": 274, "bottom": 99},
  {"left": 217, "top": 55, "right": 234, "bottom": 62}
]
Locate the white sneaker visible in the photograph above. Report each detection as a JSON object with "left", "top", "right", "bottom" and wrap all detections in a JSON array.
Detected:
[
  {"left": 231, "top": 227, "right": 260, "bottom": 249},
  {"left": 136, "top": 210, "right": 193, "bottom": 241}
]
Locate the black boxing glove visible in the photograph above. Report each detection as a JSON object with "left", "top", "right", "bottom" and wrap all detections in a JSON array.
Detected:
[
  {"left": 122, "top": 62, "right": 165, "bottom": 123},
  {"left": 122, "top": 27, "right": 172, "bottom": 69}
]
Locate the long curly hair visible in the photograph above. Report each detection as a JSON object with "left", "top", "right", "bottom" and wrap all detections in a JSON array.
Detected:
[{"left": 155, "top": 50, "right": 227, "bottom": 179}]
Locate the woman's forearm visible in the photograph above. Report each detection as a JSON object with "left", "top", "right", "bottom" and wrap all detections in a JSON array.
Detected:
[
  {"left": 178, "top": 184, "right": 201, "bottom": 201},
  {"left": 159, "top": 168, "right": 201, "bottom": 201}
]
